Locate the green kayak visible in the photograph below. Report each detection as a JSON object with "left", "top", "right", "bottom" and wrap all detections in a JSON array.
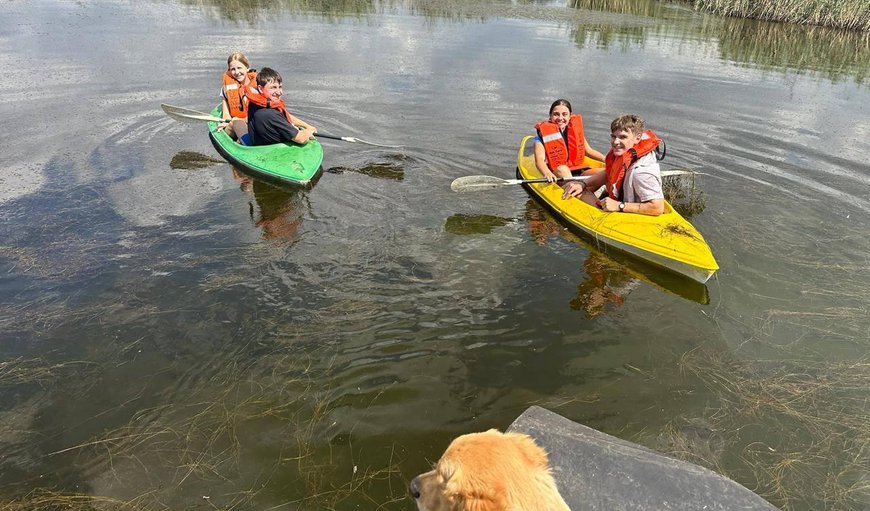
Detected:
[{"left": 207, "top": 106, "right": 324, "bottom": 186}]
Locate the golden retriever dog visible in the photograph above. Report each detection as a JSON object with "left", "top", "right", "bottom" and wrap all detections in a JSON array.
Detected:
[{"left": 410, "top": 429, "right": 570, "bottom": 511}]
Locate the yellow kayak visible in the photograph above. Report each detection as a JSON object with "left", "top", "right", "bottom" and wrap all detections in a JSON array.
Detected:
[{"left": 517, "top": 135, "right": 718, "bottom": 283}]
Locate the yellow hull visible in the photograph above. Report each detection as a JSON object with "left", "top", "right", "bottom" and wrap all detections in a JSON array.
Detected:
[{"left": 517, "top": 136, "right": 718, "bottom": 283}]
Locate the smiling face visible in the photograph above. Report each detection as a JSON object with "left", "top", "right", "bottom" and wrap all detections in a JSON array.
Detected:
[
  {"left": 549, "top": 104, "right": 571, "bottom": 131},
  {"left": 227, "top": 59, "right": 250, "bottom": 84},
  {"left": 610, "top": 128, "right": 641, "bottom": 158},
  {"left": 258, "top": 79, "right": 283, "bottom": 102}
]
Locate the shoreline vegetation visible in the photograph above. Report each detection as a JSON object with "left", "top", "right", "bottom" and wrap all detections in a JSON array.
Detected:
[{"left": 689, "top": 0, "right": 870, "bottom": 31}]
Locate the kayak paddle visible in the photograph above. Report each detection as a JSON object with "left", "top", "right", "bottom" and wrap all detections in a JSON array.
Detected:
[
  {"left": 450, "top": 175, "right": 592, "bottom": 192},
  {"left": 451, "top": 169, "right": 695, "bottom": 192},
  {"left": 159, "top": 104, "right": 401, "bottom": 148}
]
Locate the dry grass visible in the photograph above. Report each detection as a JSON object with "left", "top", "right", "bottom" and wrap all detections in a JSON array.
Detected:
[
  {"left": 0, "top": 489, "right": 149, "bottom": 511},
  {"left": 692, "top": 0, "right": 870, "bottom": 31},
  {"left": 0, "top": 357, "right": 93, "bottom": 387}
]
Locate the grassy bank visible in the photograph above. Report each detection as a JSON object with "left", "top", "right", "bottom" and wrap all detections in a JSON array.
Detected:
[{"left": 691, "top": 0, "right": 870, "bottom": 31}]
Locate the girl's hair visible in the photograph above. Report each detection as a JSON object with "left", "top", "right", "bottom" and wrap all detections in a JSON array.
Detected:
[
  {"left": 549, "top": 99, "right": 572, "bottom": 114},
  {"left": 227, "top": 51, "right": 250, "bottom": 68},
  {"left": 256, "top": 67, "right": 283, "bottom": 86},
  {"left": 610, "top": 114, "right": 645, "bottom": 135}
]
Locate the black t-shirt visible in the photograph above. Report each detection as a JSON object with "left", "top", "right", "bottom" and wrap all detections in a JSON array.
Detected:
[{"left": 247, "top": 103, "right": 299, "bottom": 146}]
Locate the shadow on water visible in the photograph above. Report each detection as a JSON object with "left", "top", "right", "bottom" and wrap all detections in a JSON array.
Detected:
[
  {"left": 168, "top": 151, "right": 225, "bottom": 170},
  {"left": 443, "top": 213, "right": 512, "bottom": 235},
  {"left": 326, "top": 154, "right": 407, "bottom": 181}
]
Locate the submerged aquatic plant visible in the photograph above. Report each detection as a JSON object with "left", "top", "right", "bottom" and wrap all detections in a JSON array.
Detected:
[{"left": 662, "top": 347, "right": 870, "bottom": 510}]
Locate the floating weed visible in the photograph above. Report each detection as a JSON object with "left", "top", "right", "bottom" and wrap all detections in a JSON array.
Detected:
[
  {"left": 663, "top": 347, "right": 870, "bottom": 510},
  {"left": 9, "top": 350, "right": 406, "bottom": 510},
  {"left": 0, "top": 357, "right": 94, "bottom": 387}
]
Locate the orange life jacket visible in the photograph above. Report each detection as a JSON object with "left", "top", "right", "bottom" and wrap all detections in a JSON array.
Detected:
[
  {"left": 604, "top": 130, "right": 663, "bottom": 200},
  {"left": 535, "top": 114, "right": 586, "bottom": 170},
  {"left": 222, "top": 70, "right": 257, "bottom": 118},
  {"left": 246, "top": 88, "right": 294, "bottom": 124}
]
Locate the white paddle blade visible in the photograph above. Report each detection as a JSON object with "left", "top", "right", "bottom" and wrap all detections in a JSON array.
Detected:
[
  {"left": 161, "top": 104, "right": 223, "bottom": 123},
  {"left": 451, "top": 175, "right": 517, "bottom": 192}
]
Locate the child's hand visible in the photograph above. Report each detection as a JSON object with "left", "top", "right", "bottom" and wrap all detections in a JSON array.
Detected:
[{"left": 542, "top": 170, "right": 558, "bottom": 183}]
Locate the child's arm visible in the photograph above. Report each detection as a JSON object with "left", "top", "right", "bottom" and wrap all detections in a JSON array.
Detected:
[{"left": 288, "top": 113, "right": 317, "bottom": 134}]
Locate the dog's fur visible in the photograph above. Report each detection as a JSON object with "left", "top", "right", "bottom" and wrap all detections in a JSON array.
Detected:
[{"left": 410, "top": 429, "right": 570, "bottom": 511}]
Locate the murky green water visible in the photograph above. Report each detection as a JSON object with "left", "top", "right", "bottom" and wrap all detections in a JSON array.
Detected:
[{"left": 1, "top": 0, "right": 868, "bottom": 509}]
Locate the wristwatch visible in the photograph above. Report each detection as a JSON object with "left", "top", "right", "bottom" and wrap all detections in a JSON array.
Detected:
[{"left": 618, "top": 202, "right": 625, "bottom": 212}]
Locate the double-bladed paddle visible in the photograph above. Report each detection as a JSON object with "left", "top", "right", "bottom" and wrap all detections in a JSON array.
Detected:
[
  {"left": 450, "top": 169, "right": 694, "bottom": 192},
  {"left": 450, "top": 175, "right": 592, "bottom": 192},
  {"left": 160, "top": 103, "right": 401, "bottom": 148}
]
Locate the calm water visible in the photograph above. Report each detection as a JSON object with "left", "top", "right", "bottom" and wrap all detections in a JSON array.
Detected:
[{"left": 1, "top": 0, "right": 869, "bottom": 509}]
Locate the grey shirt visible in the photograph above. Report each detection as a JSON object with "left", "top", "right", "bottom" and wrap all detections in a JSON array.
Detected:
[{"left": 622, "top": 152, "right": 663, "bottom": 203}]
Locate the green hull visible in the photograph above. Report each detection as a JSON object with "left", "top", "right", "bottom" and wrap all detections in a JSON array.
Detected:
[{"left": 207, "top": 106, "right": 324, "bottom": 186}]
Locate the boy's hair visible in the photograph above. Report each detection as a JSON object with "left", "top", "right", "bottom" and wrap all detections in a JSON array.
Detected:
[
  {"left": 227, "top": 51, "right": 249, "bottom": 68},
  {"left": 611, "top": 114, "right": 645, "bottom": 135},
  {"left": 256, "top": 67, "right": 283, "bottom": 87}
]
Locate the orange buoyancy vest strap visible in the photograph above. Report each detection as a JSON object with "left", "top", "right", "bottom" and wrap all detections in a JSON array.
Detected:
[
  {"left": 222, "top": 71, "right": 257, "bottom": 118},
  {"left": 246, "top": 88, "right": 294, "bottom": 124},
  {"left": 604, "top": 130, "right": 663, "bottom": 200},
  {"left": 535, "top": 114, "right": 585, "bottom": 170}
]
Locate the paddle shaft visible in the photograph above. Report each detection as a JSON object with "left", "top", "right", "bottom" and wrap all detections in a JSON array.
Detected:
[
  {"left": 160, "top": 103, "right": 398, "bottom": 147},
  {"left": 517, "top": 175, "right": 591, "bottom": 185}
]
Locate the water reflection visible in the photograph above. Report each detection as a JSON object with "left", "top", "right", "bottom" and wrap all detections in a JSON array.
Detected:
[
  {"left": 178, "top": 0, "right": 378, "bottom": 22},
  {"left": 570, "top": 0, "right": 672, "bottom": 17},
  {"left": 186, "top": 0, "right": 868, "bottom": 87},
  {"left": 523, "top": 201, "right": 710, "bottom": 306},
  {"left": 569, "top": 0, "right": 869, "bottom": 85},
  {"left": 710, "top": 17, "right": 870, "bottom": 85},
  {"left": 233, "top": 169, "right": 308, "bottom": 243},
  {"left": 442, "top": 204, "right": 710, "bottom": 307}
]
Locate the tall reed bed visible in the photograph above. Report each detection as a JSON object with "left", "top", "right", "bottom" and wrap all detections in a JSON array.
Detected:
[{"left": 693, "top": 0, "right": 870, "bottom": 31}]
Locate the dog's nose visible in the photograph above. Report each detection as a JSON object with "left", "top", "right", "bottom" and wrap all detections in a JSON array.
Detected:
[{"left": 409, "top": 476, "right": 421, "bottom": 499}]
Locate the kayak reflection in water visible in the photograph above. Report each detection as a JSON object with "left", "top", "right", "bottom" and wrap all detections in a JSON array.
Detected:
[
  {"left": 524, "top": 204, "right": 637, "bottom": 318},
  {"left": 533, "top": 98, "right": 606, "bottom": 183},
  {"left": 570, "top": 253, "right": 639, "bottom": 319},
  {"left": 562, "top": 114, "right": 666, "bottom": 216}
]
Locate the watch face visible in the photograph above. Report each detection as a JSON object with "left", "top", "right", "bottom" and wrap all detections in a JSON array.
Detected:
[{"left": 619, "top": 202, "right": 625, "bottom": 211}]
